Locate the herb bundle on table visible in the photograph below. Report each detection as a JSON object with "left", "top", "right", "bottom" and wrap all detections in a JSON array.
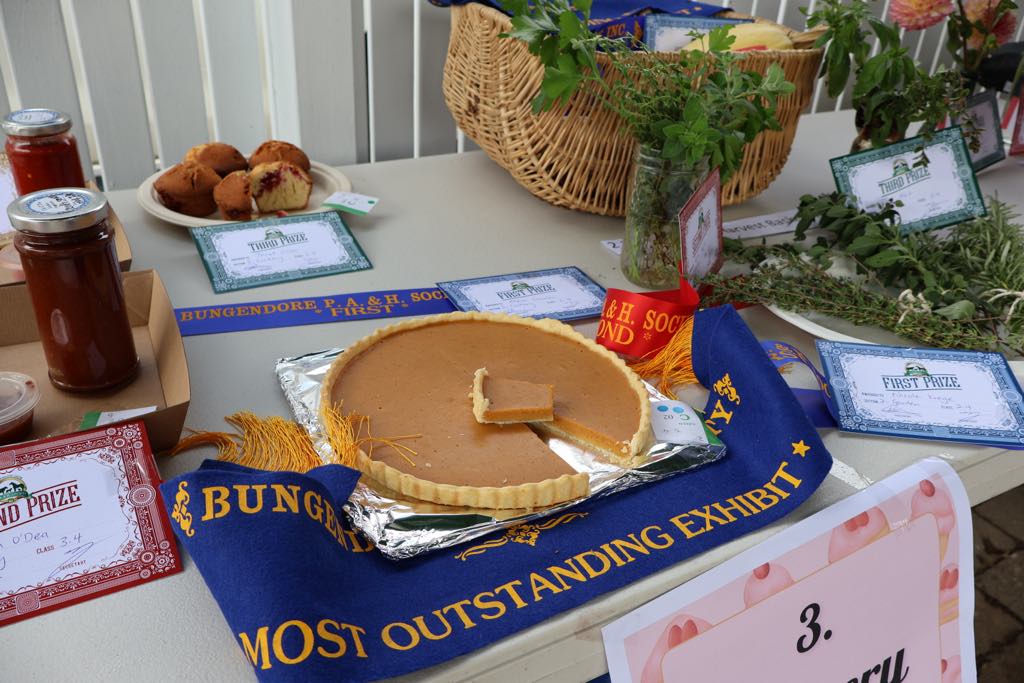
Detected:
[
  {"left": 703, "top": 195, "right": 1024, "bottom": 356},
  {"left": 503, "top": 0, "right": 794, "bottom": 288}
]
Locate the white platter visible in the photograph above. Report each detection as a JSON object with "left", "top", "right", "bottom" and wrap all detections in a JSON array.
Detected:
[
  {"left": 765, "top": 305, "right": 1024, "bottom": 374},
  {"left": 135, "top": 161, "right": 352, "bottom": 228}
]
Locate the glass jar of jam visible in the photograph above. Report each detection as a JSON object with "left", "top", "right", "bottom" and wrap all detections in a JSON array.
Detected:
[
  {"left": 2, "top": 109, "right": 86, "bottom": 195},
  {"left": 9, "top": 188, "right": 139, "bottom": 392}
]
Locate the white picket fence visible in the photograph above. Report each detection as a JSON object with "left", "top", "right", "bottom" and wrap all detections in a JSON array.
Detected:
[{"left": 0, "top": 0, "right": 1019, "bottom": 190}]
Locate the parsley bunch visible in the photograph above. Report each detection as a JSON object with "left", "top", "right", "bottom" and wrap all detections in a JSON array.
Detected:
[{"left": 502, "top": 0, "right": 795, "bottom": 180}]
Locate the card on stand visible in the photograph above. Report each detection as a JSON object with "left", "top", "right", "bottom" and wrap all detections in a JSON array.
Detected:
[
  {"left": 953, "top": 89, "right": 1006, "bottom": 171},
  {"left": 677, "top": 167, "right": 723, "bottom": 286},
  {"left": 1011, "top": 95, "right": 1024, "bottom": 156},
  {"left": 191, "top": 211, "right": 371, "bottom": 293},
  {"left": 830, "top": 127, "right": 985, "bottom": 234},
  {"left": 0, "top": 421, "right": 181, "bottom": 626}
]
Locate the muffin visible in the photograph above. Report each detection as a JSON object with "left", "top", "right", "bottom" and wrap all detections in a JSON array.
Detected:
[
  {"left": 249, "top": 140, "right": 310, "bottom": 172},
  {"left": 184, "top": 142, "right": 247, "bottom": 177},
  {"left": 214, "top": 170, "right": 253, "bottom": 221},
  {"left": 154, "top": 161, "right": 220, "bottom": 217},
  {"left": 250, "top": 161, "right": 313, "bottom": 213}
]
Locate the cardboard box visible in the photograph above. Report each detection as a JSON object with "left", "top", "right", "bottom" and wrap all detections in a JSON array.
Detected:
[
  {"left": 0, "top": 180, "right": 132, "bottom": 286},
  {"left": 0, "top": 270, "right": 189, "bottom": 452}
]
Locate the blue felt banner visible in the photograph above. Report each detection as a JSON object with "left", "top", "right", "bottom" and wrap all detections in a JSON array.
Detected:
[
  {"left": 162, "top": 307, "right": 834, "bottom": 681},
  {"left": 175, "top": 288, "right": 457, "bottom": 337}
]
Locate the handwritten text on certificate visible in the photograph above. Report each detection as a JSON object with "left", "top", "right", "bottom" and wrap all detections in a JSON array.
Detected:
[{"left": 0, "top": 422, "right": 180, "bottom": 625}]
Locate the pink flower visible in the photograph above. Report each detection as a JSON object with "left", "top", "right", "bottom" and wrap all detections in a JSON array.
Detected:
[
  {"left": 889, "top": 0, "right": 955, "bottom": 30},
  {"left": 964, "top": 0, "right": 1018, "bottom": 48}
]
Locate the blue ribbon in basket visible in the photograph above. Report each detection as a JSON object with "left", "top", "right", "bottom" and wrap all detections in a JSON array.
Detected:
[
  {"left": 427, "top": 1, "right": 726, "bottom": 21},
  {"left": 175, "top": 287, "right": 456, "bottom": 337},
  {"left": 161, "top": 306, "right": 832, "bottom": 681}
]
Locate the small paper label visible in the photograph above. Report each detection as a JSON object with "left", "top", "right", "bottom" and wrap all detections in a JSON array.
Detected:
[
  {"left": 80, "top": 406, "right": 157, "bottom": 429},
  {"left": 602, "top": 239, "right": 623, "bottom": 256},
  {"left": 11, "top": 109, "right": 60, "bottom": 124},
  {"left": 651, "top": 401, "right": 711, "bottom": 445},
  {"left": 323, "top": 191, "right": 379, "bottom": 215},
  {"left": 25, "top": 191, "right": 89, "bottom": 215},
  {"left": 723, "top": 209, "right": 797, "bottom": 240}
]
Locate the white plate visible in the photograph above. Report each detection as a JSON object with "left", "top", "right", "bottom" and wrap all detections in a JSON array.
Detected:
[
  {"left": 765, "top": 305, "right": 1024, "bottom": 374},
  {"left": 765, "top": 305, "right": 912, "bottom": 346},
  {"left": 136, "top": 161, "right": 352, "bottom": 228}
]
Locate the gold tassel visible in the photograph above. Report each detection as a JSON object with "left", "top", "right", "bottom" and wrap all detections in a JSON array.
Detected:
[
  {"left": 628, "top": 315, "right": 698, "bottom": 399},
  {"left": 169, "top": 408, "right": 423, "bottom": 475},
  {"left": 170, "top": 412, "right": 322, "bottom": 473}
]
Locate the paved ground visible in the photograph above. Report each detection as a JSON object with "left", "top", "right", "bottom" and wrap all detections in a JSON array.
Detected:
[{"left": 973, "top": 484, "right": 1024, "bottom": 681}]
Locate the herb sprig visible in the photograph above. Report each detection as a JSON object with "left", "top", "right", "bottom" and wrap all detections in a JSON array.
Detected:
[{"left": 715, "top": 196, "right": 1024, "bottom": 355}]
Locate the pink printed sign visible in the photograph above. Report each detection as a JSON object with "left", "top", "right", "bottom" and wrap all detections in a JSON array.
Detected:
[{"left": 602, "top": 459, "right": 974, "bottom": 682}]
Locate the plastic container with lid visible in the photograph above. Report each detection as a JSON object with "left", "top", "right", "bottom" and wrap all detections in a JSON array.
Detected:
[
  {"left": 2, "top": 108, "right": 86, "bottom": 195},
  {"left": 9, "top": 188, "right": 139, "bottom": 392},
  {"left": 0, "top": 372, "right": 40, "bottom": 445}
]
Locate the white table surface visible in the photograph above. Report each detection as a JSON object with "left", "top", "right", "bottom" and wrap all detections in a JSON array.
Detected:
[{"left": 5, "top": 110, "right": 1024, "bottom": 682}]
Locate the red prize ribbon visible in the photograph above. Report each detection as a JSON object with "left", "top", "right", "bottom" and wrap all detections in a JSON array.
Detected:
[{"left": 596, "top": 281, "right": 700, "bottom": 358}]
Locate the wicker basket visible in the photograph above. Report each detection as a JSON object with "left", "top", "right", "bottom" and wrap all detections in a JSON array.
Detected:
[{"left": 442, "top": 4, "right": 825, "bottom": 214}]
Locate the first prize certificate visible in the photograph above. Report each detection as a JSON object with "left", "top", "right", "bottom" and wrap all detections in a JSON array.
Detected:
[
  {"left": 0, "top": 422, "right": 180, "bottom": 626},
  {"left": 818, "top": 342, "right": 1024, "bottom": 447},
  {"left": 437, "top": 267, "right": 606, "bottom": 321}
]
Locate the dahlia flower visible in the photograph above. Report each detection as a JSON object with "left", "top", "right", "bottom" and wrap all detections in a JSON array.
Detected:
[
  {"left": 963, "top": 0, "right": 1018, "bottom": 49},
  {"left": 889, "top": 0, "right": 955, "bottom": 31}
]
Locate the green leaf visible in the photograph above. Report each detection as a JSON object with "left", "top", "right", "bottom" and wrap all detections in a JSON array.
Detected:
[
  {"left": 934, "top": 300, "right": 977, "bottom": 320},
  {"left": 847, "top": 234, "right": 885, "bottom": 255},
  {"left": 864, "top": 249, "right": 904, "bottom": 268}
]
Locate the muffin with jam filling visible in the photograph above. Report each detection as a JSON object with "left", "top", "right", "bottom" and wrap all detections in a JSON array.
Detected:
[{"left": 250, "top": 161, "right": 312, "bottom": 213}]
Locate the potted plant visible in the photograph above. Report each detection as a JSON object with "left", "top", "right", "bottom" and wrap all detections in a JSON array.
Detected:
[
  {"left": 888, "top": 0, "right": 1018, "bottom": 86},
  {"left": 805, "top": 0, "right": 973, "bottom": 151},
  {"left": 503, "top": 0, "right": 795, "bottom": 288}
]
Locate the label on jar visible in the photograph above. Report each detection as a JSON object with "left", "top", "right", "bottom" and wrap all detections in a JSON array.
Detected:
[
  {"left": 10, "top": 109, "right": 60, "bottom": 124},
  {"left": 24, "top": 190, "right": 90, "bottom": 216}
]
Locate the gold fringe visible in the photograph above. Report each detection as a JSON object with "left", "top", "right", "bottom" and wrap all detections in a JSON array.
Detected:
[
  {"left": 628, "top": 315, "right": 698, "bottom": 399},
  {"left": 170, "top": 408, "right": 422, "bottom": 475},
  {"left": 171, "top": 430, "right": 240, "bottom": 461},
  {"left": 169, "top": 412, "right": 322, "bottom": 473}
]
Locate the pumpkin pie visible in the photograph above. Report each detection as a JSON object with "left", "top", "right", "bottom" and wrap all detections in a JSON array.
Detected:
[
  {"left": 320, "top": 312, "right": 652, "bottom": 509},
  {"left": 471, "top": 368, "right": 554, "bottom": 424}
]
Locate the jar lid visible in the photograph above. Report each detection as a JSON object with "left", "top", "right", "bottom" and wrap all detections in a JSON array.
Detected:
[
  {"left": 7, "top": 188, "right": 109, "bottom": 234},
  {"left": 1, "top": 109, "right": 73, "bottom": 137},
  {"left": 0, "top": 372, "right": 40, "bottom": 426}
]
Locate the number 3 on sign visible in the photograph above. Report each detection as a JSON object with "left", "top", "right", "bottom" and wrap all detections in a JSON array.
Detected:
[
  {"left": 797, "top": 601, "right": 912, "bottom": 682},
  {"left": 796, "top": 602, "right": 832, "bottom": 653}
]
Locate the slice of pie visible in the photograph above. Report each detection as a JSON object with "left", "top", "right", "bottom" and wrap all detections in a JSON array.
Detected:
[
  {"left": 471, "top": 368, "right": 554, "bottom": 424},
  {"left": 320, "top": 312, "right": 652, "bottom": 509}
]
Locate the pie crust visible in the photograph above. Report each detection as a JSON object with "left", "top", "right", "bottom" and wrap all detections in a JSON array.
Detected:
[
  {"left": 320, "top": 312, "right": 652, "bottom": 509},
  {"left": 471, "top": 368, "right": 555, "bottom": 424}
]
